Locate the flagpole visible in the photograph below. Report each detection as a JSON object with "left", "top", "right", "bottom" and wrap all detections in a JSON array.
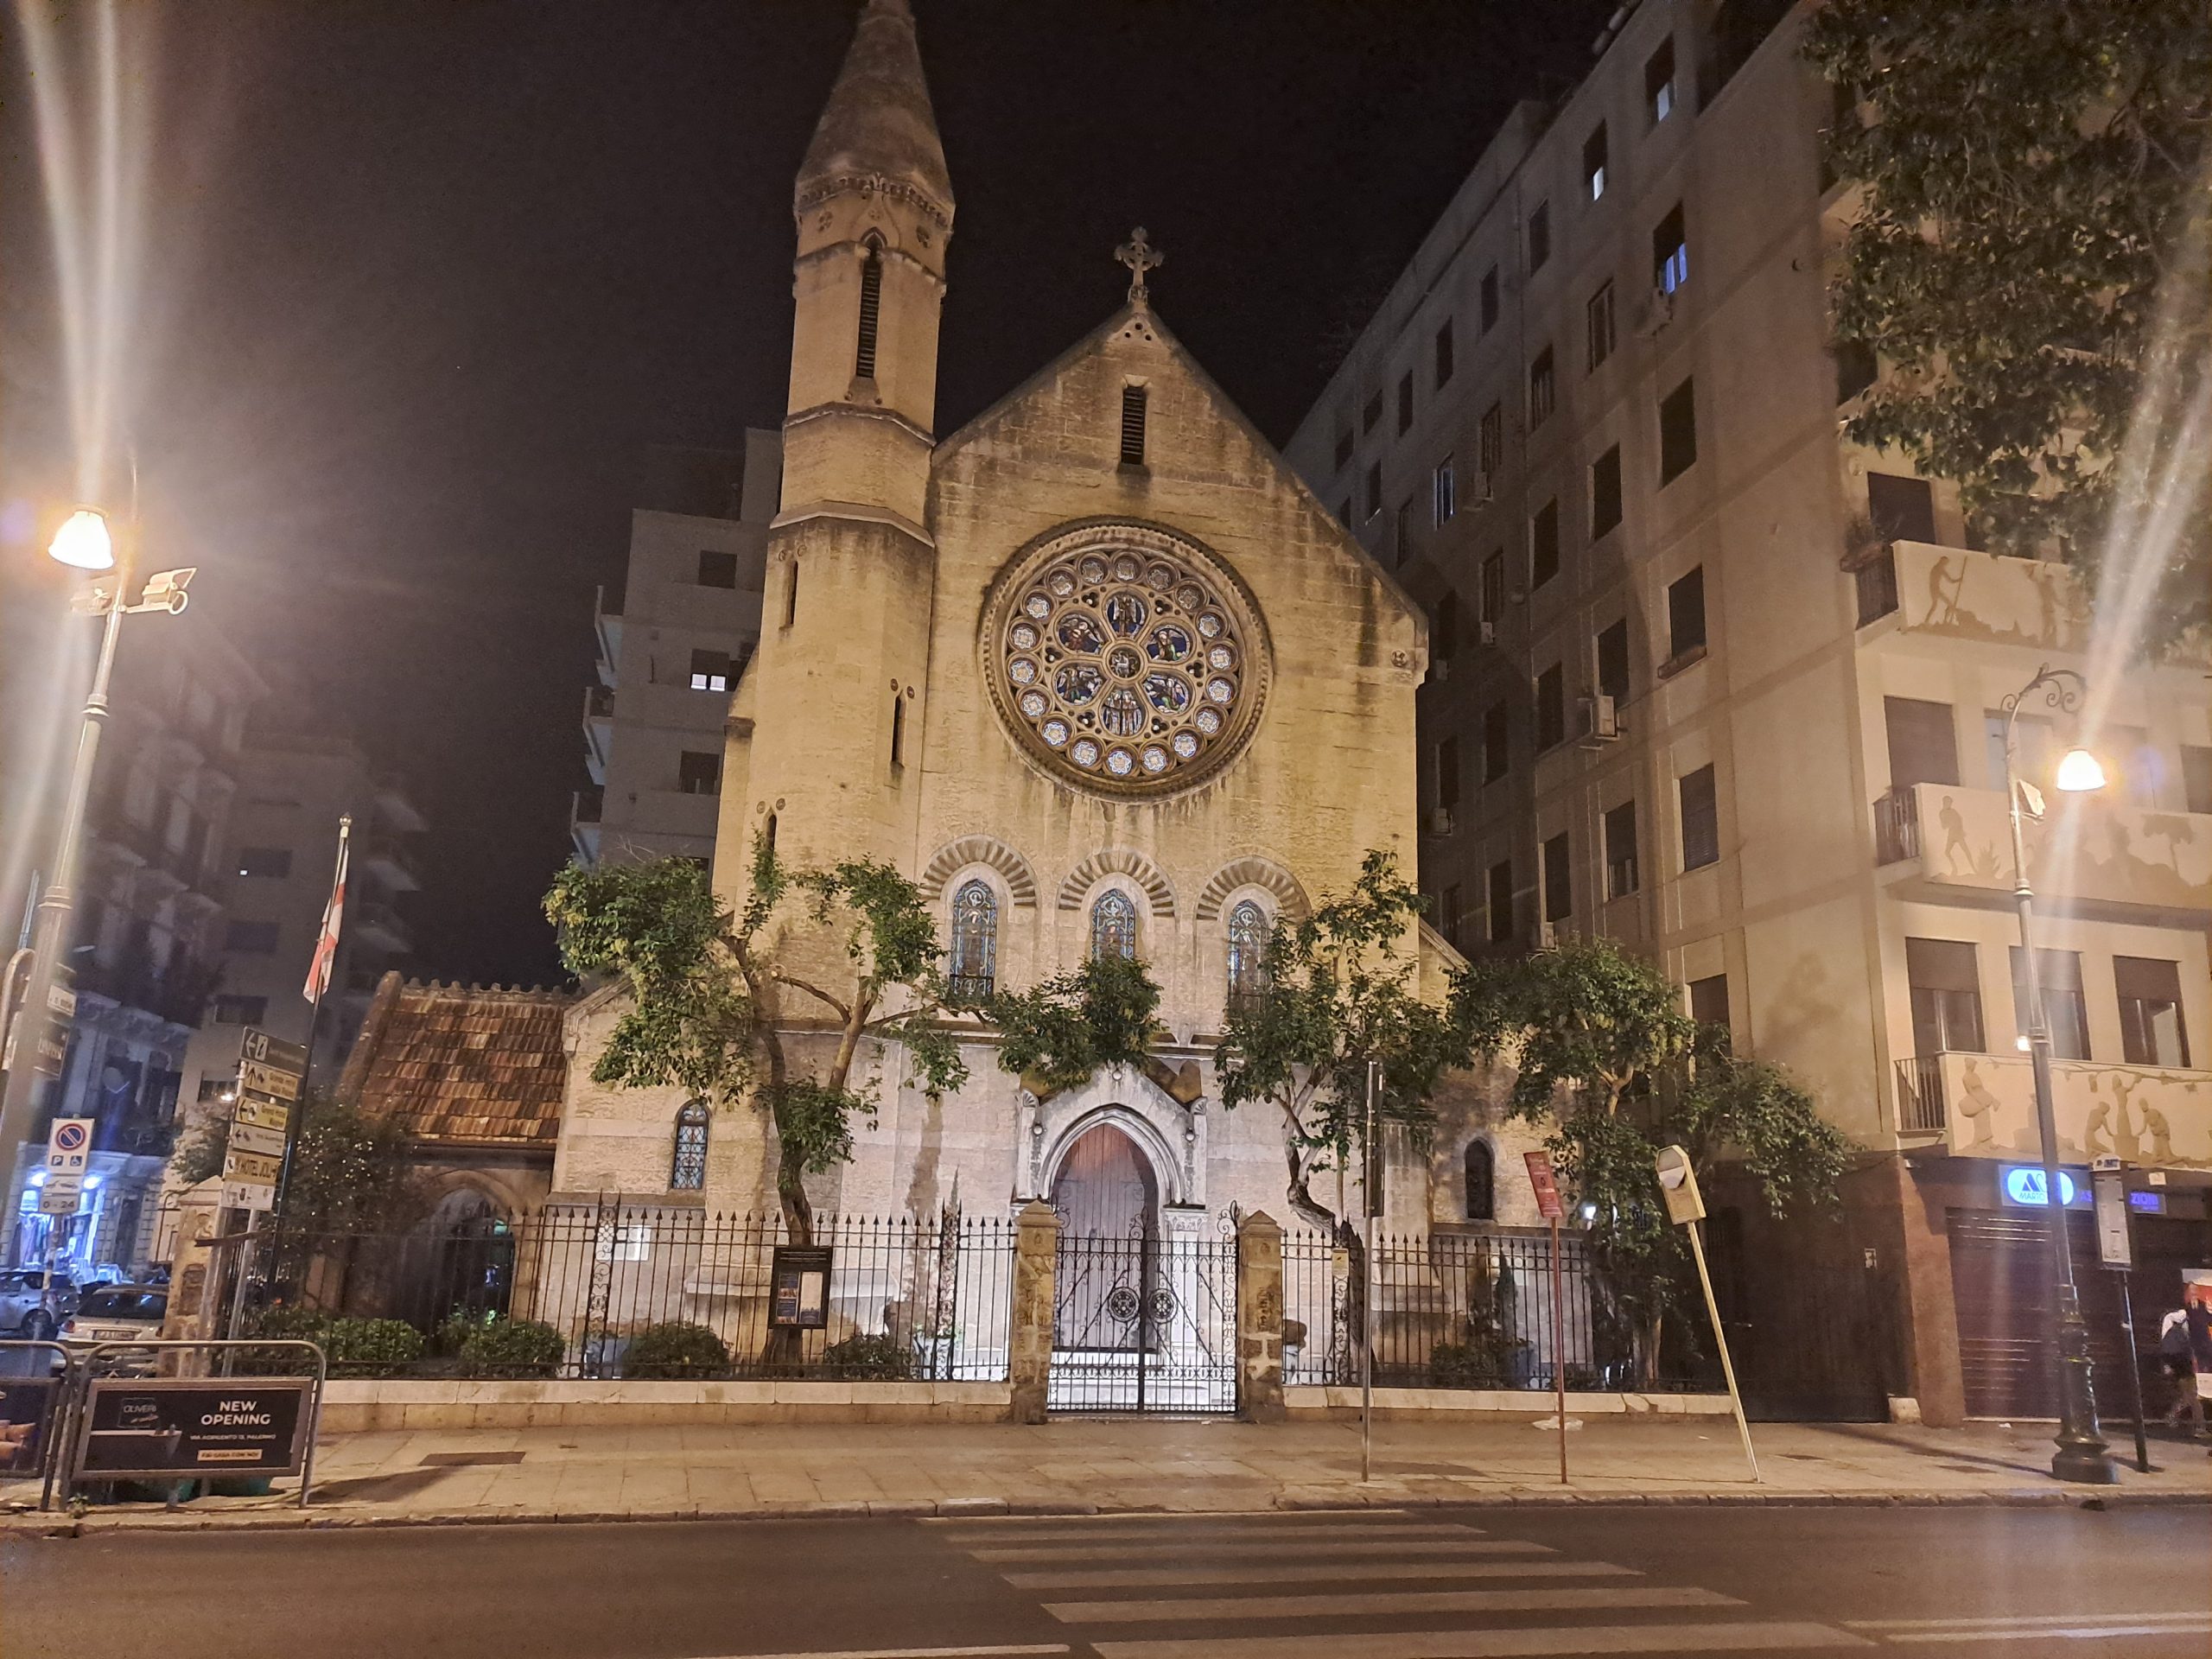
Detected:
[{"left": 274, "top": 814, "right": 350, "bottom": 1220}]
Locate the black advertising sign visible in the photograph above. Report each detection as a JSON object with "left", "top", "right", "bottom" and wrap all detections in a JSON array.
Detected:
[
  {"left": 78, "top": 1379, "right": 312, "bottom": 1478},
  {"left": 768, "top": 1245, "right": 833, "bottom": 1329},
  {"left": 0, "top": 1377, "right": 60, "bottom": 1476}
]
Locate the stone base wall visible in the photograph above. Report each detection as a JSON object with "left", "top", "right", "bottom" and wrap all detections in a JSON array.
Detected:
[
  {"left": 320, "top": 1379, "right": 1014, "bottom": 1433},
  {"left": 1283, "top": 1385, "right": 1736, "bottom": 1417}
]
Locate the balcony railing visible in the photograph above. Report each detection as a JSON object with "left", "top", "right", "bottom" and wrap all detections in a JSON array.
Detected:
[
  {"left": 1873, "top": 785, "right": 1922, "bottom": 865},
  {"left": 1853, "top": 545, "right": 1899, "bottom": 626},
  {"left": 1894, "top": 1055, "right": 1948, "bottom": 1135},
  {"left": 572, "top": 785, "right": 604, "bottom": 826}
]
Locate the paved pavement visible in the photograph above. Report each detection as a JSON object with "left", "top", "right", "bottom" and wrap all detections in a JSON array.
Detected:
[
  {"left": 3, "top": 1414, "right": 2207, "bottom": 1530},
  {"left": 3, "top": 1502, "right": 2206, "bottom": 1656}
]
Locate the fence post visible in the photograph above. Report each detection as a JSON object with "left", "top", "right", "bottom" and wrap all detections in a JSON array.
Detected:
[
  {"left": 1008, "top": 1200, "right": 1058, "bottom": 1425},
  {"left": 1236, "top": 1210, "right": 1285, "bottom": 1423}
]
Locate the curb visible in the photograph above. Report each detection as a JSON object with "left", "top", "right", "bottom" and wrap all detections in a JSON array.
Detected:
[{"left": 5, "top": 1484, "right": 2206, "bottom": 1536}]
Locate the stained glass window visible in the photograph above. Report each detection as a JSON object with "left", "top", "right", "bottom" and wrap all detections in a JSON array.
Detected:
[
  {"left": 1226, "top": 899, "right": 1269, "bottom": 1016},
  {"left": 1091, "top": 890, "right": 1138, "bottom": 961},
  {"left": 671, "top": 1100, "right": 710, "bottom": 1192},
  {"left": 950, "top": 880, "right": 998, "bottom": 1002}
]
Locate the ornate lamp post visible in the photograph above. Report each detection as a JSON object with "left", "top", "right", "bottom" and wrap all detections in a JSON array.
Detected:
[{"left": 1999, "top": 662, "right": 2116, "bottom": 1485}]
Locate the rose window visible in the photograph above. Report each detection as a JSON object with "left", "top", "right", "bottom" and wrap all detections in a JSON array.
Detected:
[{"left": 988, "top": 527, "right": 1267, "bottom": 796}]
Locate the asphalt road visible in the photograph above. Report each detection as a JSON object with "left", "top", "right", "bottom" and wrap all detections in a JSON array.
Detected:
[{"left": 3, "top": 1503, "right": 2208, "bottom": 1658}]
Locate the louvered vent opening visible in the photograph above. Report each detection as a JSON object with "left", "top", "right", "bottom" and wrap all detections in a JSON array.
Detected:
[
  {"left": 855, "top": 248, "right": 883, "bottom": 379},
  {"left": 1120, "top": 385, "right": 1148, "bottom": 466}
]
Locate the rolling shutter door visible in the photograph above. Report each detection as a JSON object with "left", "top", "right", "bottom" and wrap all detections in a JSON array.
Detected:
[{"left": 1948, "top": 1210, "right": 2126, "bottom": 1420}]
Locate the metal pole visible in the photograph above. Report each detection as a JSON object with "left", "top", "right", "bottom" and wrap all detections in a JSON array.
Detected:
[
  {"left": 1361, "top": 1058, "right": 1377, "bottom": 1484},
  {"left": 1551, "top": 1211, "right": 1567, "bottom": 1485},
  {"left": 1687, "top": 1218, "right": 1758, "bottom": 1483},
  {"left": 2114, "top": 1271, "right": 2151, "bottom": 1474},
  {"left": 275, "top": 815, "right": 348, "bottom": 1221},
  {"left": 2003, "top": 683, "right": 2115, "bottom": 1484}
]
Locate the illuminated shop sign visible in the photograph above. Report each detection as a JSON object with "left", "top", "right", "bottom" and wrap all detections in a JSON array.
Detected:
[{"left": 2000, "top": 1166, "right": 2091, "bottom": 1208}]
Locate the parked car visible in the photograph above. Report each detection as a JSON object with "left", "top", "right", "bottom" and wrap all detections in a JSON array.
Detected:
[
  {"left": 0, "top": 1270, "right": 79, "bottom": 1340},
  {"left": 60, "top": 1285, "right": 168, "bottom": 1349}
]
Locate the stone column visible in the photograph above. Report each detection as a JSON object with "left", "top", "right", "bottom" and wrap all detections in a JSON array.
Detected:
[
  {"left": 1008, "top": 1199, "right": 1059, "bottom": 1425},
  {"left": 1236, "top": 1209, "right": 1286, "bottom": 1423}
]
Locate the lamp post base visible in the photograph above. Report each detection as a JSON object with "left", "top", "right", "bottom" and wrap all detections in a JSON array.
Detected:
[
  {"left": 2051, "top": 1445, "right": 2120, "bottom": 1484},
  {"left": 2050, "top": 1345, "right": 2118, "bottom": 1485}
]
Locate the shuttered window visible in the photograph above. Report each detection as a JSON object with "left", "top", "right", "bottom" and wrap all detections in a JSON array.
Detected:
[
  {"left": 855, "top": 245, "right": 883, "bottom": 378},
  {"left": 1885, "top": 696, "right": 1960, "bottom": 788},
  {"left": 1120, "top": 385, "right": 1148, "bottom": 465}
]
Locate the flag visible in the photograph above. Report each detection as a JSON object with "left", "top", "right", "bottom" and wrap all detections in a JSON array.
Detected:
[{"left": 303, "top": 818, "right": 351, "bottom": 1002}]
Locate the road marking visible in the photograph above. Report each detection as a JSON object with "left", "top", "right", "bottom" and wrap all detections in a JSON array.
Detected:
[
  {"left": 1046, "top": 1585, "right": 1739, "bottom": 1624},
  {"left": 969, "top": 1539, "right": 1547, "bottom": 1562},
  {"left": 1087, "top": 1622, "right": 1872, "bottom": 1657},
  {"left": 944, "top": 1522, "right": 1491, "bottom": 1546},
  {"left": 1002, "top": 1560, "right": 1636, "bottom": 1590}
]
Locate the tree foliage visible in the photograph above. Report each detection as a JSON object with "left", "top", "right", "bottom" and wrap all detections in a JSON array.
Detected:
[
  {"left": 1804, "top": 0, "right": 2211, "bottom": 642},
  {"left": 988, "top": 952, "right": 1163, "bottom": 1096},
  {"left": 174, "top": 1090, "right": 429, "bottom": 1235},
  {"left": 1215, "top": 851, "right": 1464, "bottom": 1233}
]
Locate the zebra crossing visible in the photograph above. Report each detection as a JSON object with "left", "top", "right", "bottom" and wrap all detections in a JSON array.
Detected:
[{"left": 920, "top": 1509, "right": 1873, "bottom": 1658}]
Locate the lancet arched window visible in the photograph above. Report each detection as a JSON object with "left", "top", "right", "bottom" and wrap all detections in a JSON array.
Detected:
[
  {"left": 1465, "top": 1138, "right": 1496, "bottom": 1222},
  {"left": 949, "top": 880, "right": 998, "bottom": 1002},
  {"left": 1226, "top": 899, "right": 1269, "bottom": 1017},
  {"left": 1091, "top": 890, "right": 1138, "bottom": 962},
  {"left": 671, "top": 1100, "right": 710, "bottom": 1192}
]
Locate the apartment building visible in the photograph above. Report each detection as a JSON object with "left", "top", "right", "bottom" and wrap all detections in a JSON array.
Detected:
[
  {"left": 1286, "top": 0, "right": 2212, "bottom": 1425},
  {"left": 573, "top": 438, "right": 779, "bottom": 868}
]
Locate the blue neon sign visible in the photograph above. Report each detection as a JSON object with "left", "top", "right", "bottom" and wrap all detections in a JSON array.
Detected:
[{"left": 2001, "top": 1166, "right": 2088, "bottom": 1207}]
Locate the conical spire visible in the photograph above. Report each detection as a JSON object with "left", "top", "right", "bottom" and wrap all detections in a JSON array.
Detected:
[{"left": 798, "top": 0, "right": 952, "bottom": 211}]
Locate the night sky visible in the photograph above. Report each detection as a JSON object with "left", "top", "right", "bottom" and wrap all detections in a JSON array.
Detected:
[{"left": 1, "top": 1, "right": 1606, "bottom": 988}]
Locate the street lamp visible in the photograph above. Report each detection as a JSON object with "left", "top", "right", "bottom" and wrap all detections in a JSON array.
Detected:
[{"left": 1999, "top": 662, "right": 2116, "bottom": 1485}]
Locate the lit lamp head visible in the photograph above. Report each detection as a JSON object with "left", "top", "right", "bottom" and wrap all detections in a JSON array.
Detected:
[
  {"left": 48, "top": 508, "right": 114, "bottom": 572},
  {"left": 2054, "top": 747, "right": 2107, "bottom": 793}
]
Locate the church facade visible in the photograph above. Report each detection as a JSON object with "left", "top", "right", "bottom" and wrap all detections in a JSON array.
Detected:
[{"left": 550, "top": 0, "right": 1547, "bottom": 1249}]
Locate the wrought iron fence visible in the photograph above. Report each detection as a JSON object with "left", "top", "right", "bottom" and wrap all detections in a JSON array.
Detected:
[
  {"left": 240, "top": 1207, "right": 1014, "bottom": 1383},
  {"left": 1281, "top": 1227, "right": 1702, "bottom": 1394}
]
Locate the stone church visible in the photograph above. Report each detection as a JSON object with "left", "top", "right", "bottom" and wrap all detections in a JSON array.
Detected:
[{"left": 552, "top": 0, "right": 1544, "bottom": 1247}]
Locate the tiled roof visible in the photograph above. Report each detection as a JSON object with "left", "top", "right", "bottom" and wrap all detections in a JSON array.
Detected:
[{"left": 336, "top": 976, "right": 569, "bottom": 1147}]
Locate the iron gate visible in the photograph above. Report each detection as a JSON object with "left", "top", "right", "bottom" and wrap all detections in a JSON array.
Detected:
[{"left": 1050, "top": 1225, "right": 1236, "bottom": 1414}]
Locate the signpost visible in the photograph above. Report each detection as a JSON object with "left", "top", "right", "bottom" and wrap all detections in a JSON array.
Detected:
[
  {"left": 1654, "top": 1145, "right": 1758, "bottom": 1483},
  {"left": 2091, "top": 1159, "right": 2152, "bottom": 1473},
  {"left": 220, "top": 1029, "right": 305, "bottom": 1212},
  {"left": 1523, "top": 1151, "right": 1569, "bottom": 1485},
  {"left": 41, "top": 1116, "right": 93, "bottom": 1217}
]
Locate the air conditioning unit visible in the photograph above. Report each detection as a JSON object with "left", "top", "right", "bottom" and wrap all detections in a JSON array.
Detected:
[
  {"left": 1578, "top": 694, "right": 1622, "bottom": 746},
  {"left": 1637, "top": 285, "right": 1675, "bottom": 338},
  {"left": 1426, "top": 806, "right": 1455, "bottom": 836},
  {"left": 1478, "top": 620, "right": 1497, "bottom": 647}
]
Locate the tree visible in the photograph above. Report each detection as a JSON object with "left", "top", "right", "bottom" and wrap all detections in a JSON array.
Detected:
[
  {"left": 546, "top": 843, "right": 968, "bottom": 1243},
  {"left": 988, "top": 953, "right": 1162, "bottom": 1096},
  {"left": 1215, "top": 851, "right": 1465, "bottom": 1235},
  {"left": 1457, "top": 941, "right": 1850, "bottom": 1385},
  {"left": 1803, "top": 1, "right": 2211, "bottom": 645},
  {"left": 173, "top": 1090, "right": 428, "bottom": 1235}
]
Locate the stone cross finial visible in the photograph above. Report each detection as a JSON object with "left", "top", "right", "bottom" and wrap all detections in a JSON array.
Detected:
[{"left": 1116, "top": 226, "right": 1164, "bottom": 306}]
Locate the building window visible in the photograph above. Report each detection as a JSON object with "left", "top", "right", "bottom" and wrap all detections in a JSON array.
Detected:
[
  {"left": 1653, "top": 203, "right": 1688, "bottom": 295},
  {"left": 2116, "top": 957, "right": 2191, "bottom": 1067},
  {"left": 1542, "top": 831, "right": 1572, "bottom": 923},
  {"left": 671, "top": 1100, "right": 709, "bottom": 1192},
  {"left": 1605, "top": 800, "right": 1639, "bottom": 898},
  {"left": 697, "top": 550, "right": 739, "bottom": 588},
  {"left": 678, "top": 751, "right": 721, "bottom": 795},
  {"left": 1338, "top": 499, "right": 1353, "bottom": 525},
  {"left": 949, "top": 880, "right": 997, "bottom": 1002},
  {"left": 1884, "top": 696, "right": 1960, "bottom": 788},
  {"left": 1658, "top": 377, "right": 1697, "bottom": 483},
  {"left": 1906, "top": 938, "right": 1986, "bottom": 1054},
  {"left": 1529, "top": 347, "right": 1556, "bottom": 429},
  {"left": 1091, "top": 890, "right": 1138, "bottom": 961},
  {"left": 1433, "top": 455, "right": 1456, "bottom": 526},
  {"left": 1535, "top": 663, "right": 1566, "bottom": 750},
  {"left": 224, "top": 920, "right": 279, "bottom": 955},
  {"left": 1866, "top": 473, "right": 1936, "bottom": 545},
  {"left": 1362, "top": 389, "right": 1383, "bottom": 433},
  {"left": 1226, "top": 899, "right": 1269, "bottom": 1017},
  {"left": 1689, "top": 973, "right": 1729, "bottom": 1029},
  {"left": 1530, "top": 498, "right": 1560, "bottom": 588},
  {"left": 1480, "top": 550, "right": 1506, "bottom": 626},
  {"left": 1487, "top": 860, "right": 1515, "bottom": 944},
  {"left": 690, "top": 649, "right": 733, "bottom": 692},
  {"left": 1120, "top": 384, "right": 1148, "bottom": 465},
  {"left": 855, "top": 243, "right": 883, "bottom": 378},
  {"left": 1364, "top": 461, "right": 1383, "bottom": 519},
  {"left": 235, "top": 847, "right": 292, "bottom": 879},
  {"left": 1434, "top": 592, "right": 1459, "bottom": 662},
  {"left": 1482, "top": 702, "right": 1510, "bottom": 784},
  {"left": 1586, "top": 282, "right": 1616, "bottom": 371},
  {"left": 1667, "top": 566, "right": 1707, "bottom": 661},
  {"left": 1434, "top": 320, "right": 1455, "bottom": 388},
  {"left": 1396, "top": 371, "right": 1414, "bottom": 435},
  {"left": 1591, "top": 446, "right": 1623, "bottom": 538},
  {"left": 1465, "top": 1140, "right": 1495, "bottom": 1221},
  {"left": 784, "top": 558, "right": 799, "bottom": 626},
  {"left": 1645, "top": 37, "right": 1675, "bottom": 124},
  {"left": 2183, "top": 746, "right": 2212, "bottom": 815},
  {"left": 1440, "top": 883, "right": 1463, "bottom": 946},
  {"left": 1834, "top": 339, "right": 1877, "bottom": 404},
  {"left": 1479, "top": 265, "right": 1500, "bottom": 334},
  {"left": 1434, "top": 736, "right": 1461, "bottom": 810},
  {"left": 2010, "top": 947, "right": 2089, "bottom": 1061},
  {"left": 1334, "top": 429, "right": 1354, "bottom": 470},
  {"left": 1679, "top": 765, "right": 1719, "bottom": 869},
  {"left": 212, "top": 995, "right": 268, "bottom": 1026},
  {"left": 1528, "top": 200, "right": 1551, "bottom": 272},
  {"left": 1595, "top": 619, "right": 1630, "bottom": 704},
  {"left": 1478, "top": 402, "right": 1504, "bottom": 480},
  {"left": 1583, "top": 123, "right": 1609, "bottom": 200},
  {"left": 890, "top": 693, "right": 906, "bottom": 768}
]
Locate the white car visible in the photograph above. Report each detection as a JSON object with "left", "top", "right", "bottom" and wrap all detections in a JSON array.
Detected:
[
  {"left": 0, "top": 1269, "right": 77, "bottom": 1341},
  {"left": 60, "top": 1285, "right": 168, "bottom": 1350}
]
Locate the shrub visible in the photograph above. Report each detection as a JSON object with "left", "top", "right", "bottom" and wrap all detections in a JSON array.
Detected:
[
  {"left": 822, "top": 1332, "right": 912, "bottom": 1380},
  {"left": 623, "top": 1321, "right": 731, "bottom": 1379},
  {"left": 319, "top": 1318, "right": 426, "bottom": 1375},
  {"left": 1428, "top": 1340, "right": 1510, "bottom": 1389},
  {"left": 239, "top": 1305, "right": 329, "bottom": 1374},
  {"left": 457, "top": 1315, "right": 565, "bottom": 1377}
]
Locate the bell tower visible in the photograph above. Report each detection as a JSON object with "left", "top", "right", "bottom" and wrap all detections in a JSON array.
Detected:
[{"left": 728, "top": 0, "right": 950, "bottom": 894}]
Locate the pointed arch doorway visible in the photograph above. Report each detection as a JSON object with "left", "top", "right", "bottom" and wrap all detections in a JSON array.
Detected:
[{"left": 1046, "top": 1120, "right": 1235, "bottom": 1414}]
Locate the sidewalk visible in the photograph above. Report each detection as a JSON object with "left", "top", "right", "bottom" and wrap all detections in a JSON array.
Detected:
[{"left": 5, "top": 1414, "right": 2208, "bottom": 1531}]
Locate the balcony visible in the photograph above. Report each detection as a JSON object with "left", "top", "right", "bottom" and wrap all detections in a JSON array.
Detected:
[
  {"left": 359, "top": 831, "right": 422, "bottom": 893},
  {"left": 1873, "top": 781, "right": 2212, "bottom": 922},
  {"left": 1894, "top": 1049, "right": 2212, "bottom": 1167},
  {"left": 352, "top": 899, "right": 411, "bottom": 955},
  {"left": 73, "top": 951, "right": 219, "bottom": 1029},
  {"left": 594, "top": 586, "right": 623, "bottom": 690},
  {"left": 569, "top": 786, "right": 603, "bottom": 867},
  {"left": 1865, "top": 540, "right": 2102, "bottom": 655},
  {"left": 582, "top": 684, "right": 614, "bottom": 785}
]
